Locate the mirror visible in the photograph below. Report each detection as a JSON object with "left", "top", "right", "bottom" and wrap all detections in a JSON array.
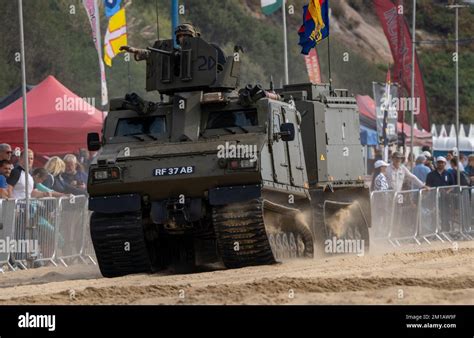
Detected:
[
  {"left": 280, "top": 123, "right": 295, "bottom": 142},
  {"left": 87, "top": 132, "right": 101, "bottom": 151}
]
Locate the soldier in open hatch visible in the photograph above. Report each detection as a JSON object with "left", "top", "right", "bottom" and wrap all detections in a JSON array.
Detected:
[{"left": 120, "top": 23, "right": 200, "bottom": 61}]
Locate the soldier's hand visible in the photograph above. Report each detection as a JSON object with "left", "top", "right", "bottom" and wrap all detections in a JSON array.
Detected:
[
  {"left": 120, "top": 46, "right": 149, "bottom": 61},
  {"left": 120, "top": 46, "right": 135, "bottom": 53}
]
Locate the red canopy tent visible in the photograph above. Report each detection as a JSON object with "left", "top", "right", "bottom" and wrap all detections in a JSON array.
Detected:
[
  {"left": 356, "top": 95, "right": 376, "bottom": 120},
  {"left": 0, "top": 76, "right": 103, "bottom": 158}
]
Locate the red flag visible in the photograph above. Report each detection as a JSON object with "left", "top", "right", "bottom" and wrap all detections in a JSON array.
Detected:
[
  {"left": 304, "top": 48, "right": 322, "bottom": 84},
  {"left": 374, "top": 0, "right": 429, "bottom": 131}
]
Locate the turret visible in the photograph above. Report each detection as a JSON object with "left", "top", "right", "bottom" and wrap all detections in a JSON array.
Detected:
[{"left": 125, "top": 36, "right": 241, "bottom": 96}]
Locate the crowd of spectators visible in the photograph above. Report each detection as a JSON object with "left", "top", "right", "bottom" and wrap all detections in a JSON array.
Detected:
[
  {"left": 0, "top": 143, "right": 91, "bottom": 200},
  {"left": 371, "top": 148, "right": 474, "bottom": 192}
]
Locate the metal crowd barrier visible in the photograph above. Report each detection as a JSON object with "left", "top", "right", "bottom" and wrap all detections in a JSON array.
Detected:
[
  {"left": 418, "top": 188, "right": 444, "bottom": 244},
  {"left": 463, "top": 187, "right": 474, "bottom": 239},
  {"left": 1, "top": 186, "right": 473, "bottom": 273},
  {"left": 8, "top": 199, "right": 38, "bottom": 269},
  {"left": 371, "top": 185, "right": 474, "bottom": 246},
  {"left": 28, "top": 198, "right": 60, "bottom": 267},
  {"left": 390, "top": 190, "right": 421, "bottom": 246},
  {"left": 80, "top": 210, "right": 97, "bottom": 265},
  {"left": 56, "top": 195, "right": 88, "bottom": 266},
  {"left": 438, "top": 186, "right": 471, "bottom": 242},
  {"left": 370, "top": 190, "right": 396, "bottom": 240},
  {"left": 0, "top": 199, "right": 3, "bottom": 230},
  {"left": 0, "top": 199, "right": 16, "bottom": 271},
  {"left": 0, "top": 195, "right": 96, "bottom": 272},
  {"left": 461, "top": 187, "right": 473, "bottom": 240},
  {"left": 0, "top": 202, "right": 3, "bottom": 273}
]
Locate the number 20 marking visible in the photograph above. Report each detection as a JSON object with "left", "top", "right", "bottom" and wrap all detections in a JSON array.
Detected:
[{"left": 197, "top": 56, "right": 216, "bottom": 71}]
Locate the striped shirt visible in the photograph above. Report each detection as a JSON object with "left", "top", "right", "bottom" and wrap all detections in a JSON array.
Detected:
[{"left": 374, "top": 173, "right": 389, "bottom": 191}]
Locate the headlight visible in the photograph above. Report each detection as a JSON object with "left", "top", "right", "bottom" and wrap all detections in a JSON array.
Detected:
[
  {"left": 92, "top": 167, "right": 121, "bottom": 181},
  {"left": 94, "top": 170, "right": 108, "bottom": 180},
  {"left": 228, "top": 159, "right": 258, "bottom": 170},
  {"left": 239, "top": 159, "right": 256, "bottom": 168}
]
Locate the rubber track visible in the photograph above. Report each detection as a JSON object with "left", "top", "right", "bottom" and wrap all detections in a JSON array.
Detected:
[
  {"left": 213, "top": 199, "right": 276, "bottom": 268},
  {"left": 90, "top": 212, "right": 152, "bottom": 278}
]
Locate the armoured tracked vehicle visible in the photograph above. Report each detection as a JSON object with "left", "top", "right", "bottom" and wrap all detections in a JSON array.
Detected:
[{"left": 87, "top": 35, "right": 371, "bottom": 277}]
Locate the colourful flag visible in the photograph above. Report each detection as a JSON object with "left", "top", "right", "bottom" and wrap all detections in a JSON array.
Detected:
[
  {"left": 104, "top": 0, "right": 122, "bottom": 18},
  {"left": 261, "top": 0, "right": 283, "bottom": 15},
  {"left": 298, "top": 0, "right": 329, "bottom": 55},
  {"left": 374, "top": 0, "right": 429, "bottom": 131},
  {"left": 304, "top": 48, "right": 321, "bottom": 83},
  {"left": 104, "top": 8, "right": 128, "bottom": 67},
  {"left": 82, "top": 0, "right": 108, "bottom": 106}
]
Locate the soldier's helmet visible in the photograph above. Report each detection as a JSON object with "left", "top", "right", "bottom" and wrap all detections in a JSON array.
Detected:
[{"left": 175, "top": 23, "right": 200, "bottom": 44}]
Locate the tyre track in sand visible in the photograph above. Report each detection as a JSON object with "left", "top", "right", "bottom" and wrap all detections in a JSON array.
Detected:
[
  {"left": 2, "top": 276, "right": 473, "bottom": 305},
  {"left": 0, "top": 242, "right": 473, "bottom": 305}
]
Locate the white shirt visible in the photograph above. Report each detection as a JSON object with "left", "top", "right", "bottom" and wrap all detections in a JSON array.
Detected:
[
  {"left": 386, "top": 163, "right": 424, "bottom": 192},
  {"left": 12, "top": 170, "right": 34, "bottom": 199}
]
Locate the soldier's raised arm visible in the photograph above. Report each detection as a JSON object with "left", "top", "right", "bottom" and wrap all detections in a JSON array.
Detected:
[{"left": 120, "top": 46, "right": 150, "bottom": 61}]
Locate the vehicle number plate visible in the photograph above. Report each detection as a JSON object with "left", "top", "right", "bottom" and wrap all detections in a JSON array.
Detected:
[{"left": 153, "top": 166, "right": 195, "bottom": 176}]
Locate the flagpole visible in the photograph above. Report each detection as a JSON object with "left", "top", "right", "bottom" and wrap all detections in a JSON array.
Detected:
[
  {"left": 282, "top": 0, "right": 289, "bottom": 85},
  {"left": 18, "top": 0, "right": 32, "bottom": 268},
  {"left": 383, "top": 78, "right": 391, "bottom": 163},
  {"left": 171, "top": 0, "right": 179, "bottom": 48},
  {"left": 398, "top": 0, "right": 406, "bottom": 154},
  {"left": 327, "top": 33, "right": 332, "bottom": 91},
  {"left": 447, "top": 2, "right": 467, "bottom": 186},
  {"left": 94, "top": 0, "right": 107, "bottom": 120},
  {"left": 410, "top": 0, "right": 416, "bottom": 170},
  {"left": 455, "top": 4, "right": 460, "bottom": 186},
  {"left": 327, "top": 2, "right": 332, "bottom": 91},
  {"left": 125, "top": 4, "right": 131, "bottom": 93}
]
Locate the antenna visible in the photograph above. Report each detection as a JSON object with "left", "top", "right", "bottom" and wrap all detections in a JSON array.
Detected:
[{"left": 155, "top": 0, "right": 160, "bottom": 40}]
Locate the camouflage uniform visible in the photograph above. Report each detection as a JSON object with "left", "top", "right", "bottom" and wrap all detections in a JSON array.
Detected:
[{"left": 174, "top": 23, "right": 200, "bottom": 45}]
